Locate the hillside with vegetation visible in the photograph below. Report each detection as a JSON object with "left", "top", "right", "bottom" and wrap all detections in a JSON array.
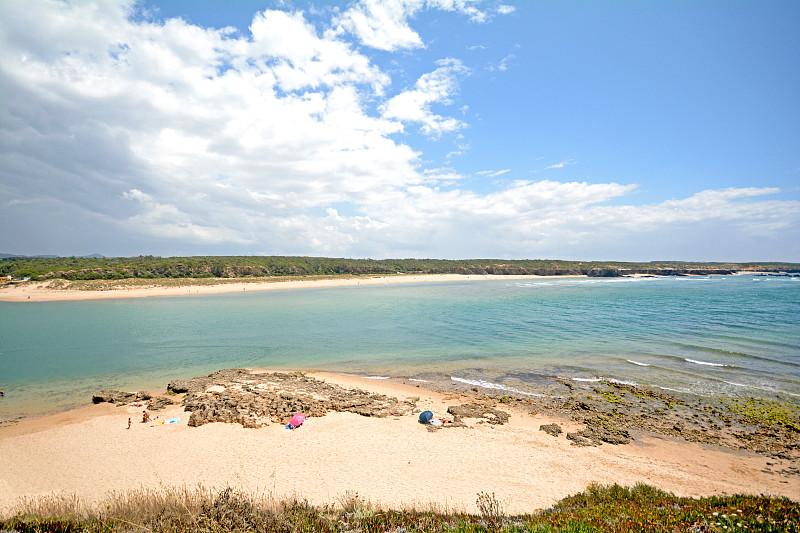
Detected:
[{"left": 1, "top": 255, "right": 798, "bottom": 281}]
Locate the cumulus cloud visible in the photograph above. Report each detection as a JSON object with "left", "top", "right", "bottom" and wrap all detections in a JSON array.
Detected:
[
  {"left": 333, "top": 0, "right": 495, "bottom": 51},
  {"left": 332, "top": 0, "right": 425, "bottom": 51},
  {"left": 380, "top": 58, "right": 470, "bottom": 136},
  {"left": 0, "top": 0, "right": 797, "bottom": 260}
]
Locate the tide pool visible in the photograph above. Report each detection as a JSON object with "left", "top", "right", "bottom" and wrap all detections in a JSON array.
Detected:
[{"left": 1, "top": 275, "right": 799, "bottom": 421}]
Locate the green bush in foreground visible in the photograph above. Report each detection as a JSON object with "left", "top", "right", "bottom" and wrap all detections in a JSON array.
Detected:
[{"left": 1, "top": 483, "right": 797, "bottom": 533}]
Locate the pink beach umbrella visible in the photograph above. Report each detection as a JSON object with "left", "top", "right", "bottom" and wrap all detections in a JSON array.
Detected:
[{"left": 289, "top": 413, "right": 305, "bottom": 428}]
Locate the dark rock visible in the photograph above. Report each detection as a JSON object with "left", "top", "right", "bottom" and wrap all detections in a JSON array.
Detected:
[
  {"left": 540, "top": 423, "right": 562, "bottom": 437},
  {"left": 92, "top": 390, "right": 151, "bottom": 405},
  {"left": 568, "top": 417, "right": 632, "bottom": 446},
  {"left": 566, "top": 432, "right": 595, "bottom": 446},
  {"left": 147, "top": 396, "right": 174, "bottom": 411},
  {"left": 166, "top": 380, "right": 194, "bottom": 394},
  {"left": 447, "top": 404, "right": 510, "bottom": 425}
]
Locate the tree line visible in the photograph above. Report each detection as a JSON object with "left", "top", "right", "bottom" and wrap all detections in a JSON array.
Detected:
[{"left": 1, "top": 255, "right": 798, "bottom": 281}]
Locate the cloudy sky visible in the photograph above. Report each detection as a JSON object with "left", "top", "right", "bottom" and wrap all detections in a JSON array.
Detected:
[{"left": 1, "top": 0, "right": 798, "bottom": 261}]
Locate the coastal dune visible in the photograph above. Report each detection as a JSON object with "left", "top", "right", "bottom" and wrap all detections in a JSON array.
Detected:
[{"left": 1, "top": 373, "right": 796, "bottom": 515}]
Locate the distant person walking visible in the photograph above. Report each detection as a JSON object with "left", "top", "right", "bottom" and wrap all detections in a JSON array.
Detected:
[
  {"left": 0, "top": 388, "right": 4, "bottom": 397},
  {"left": 127, "top": 418, "right": 132, "bottom": 429}
]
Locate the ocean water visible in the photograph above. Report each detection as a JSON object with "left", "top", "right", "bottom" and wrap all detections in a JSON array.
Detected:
[{"left": 1, "top": 275, "right": 799, "bottom": 421}]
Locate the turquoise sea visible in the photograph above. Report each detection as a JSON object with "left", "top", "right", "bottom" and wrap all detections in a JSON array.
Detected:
[{"left": 1, "top": 275, "right": 799, "bottom": 422}]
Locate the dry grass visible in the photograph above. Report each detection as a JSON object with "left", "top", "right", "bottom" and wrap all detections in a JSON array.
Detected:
[{"left": 2, "top": 484, "right": 798, "bottom": 532}]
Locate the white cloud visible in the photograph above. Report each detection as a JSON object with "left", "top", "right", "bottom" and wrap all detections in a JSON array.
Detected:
[
  {"left": 0, "top": 1, "right": 797, "bottom": 261},
  {"left": 380, "top": 58, "right": 469, "bottom": 136},
  {"left": 491, "top": 53, "right": 515, "bottom": 71},
  {"left": 334, "top": 0, "right": 492, "bottom": 51},
  {"left": 476, "top": 169, "right": 510, "bottom": 177},
  {"left": 544, "top": 159, "right": 576, "bottom": 170},
  {"left": 497, "top": 5, "right": 516, "bottom": 15},
  {"left": 344, "top": 182, "right": 799, "bottom": 259},
  {"left": 332, "top": 0, "right": 425, "bottom": 51}
]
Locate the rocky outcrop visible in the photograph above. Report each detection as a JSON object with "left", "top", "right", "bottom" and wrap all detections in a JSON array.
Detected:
[
  {"left": 92, "top": 390, "right": 151, "bottom": 404},
  {"left": 147, "top": 396, "right": 174, "bottom": 411},
  {"left": 175, "top": 369, "right": 417, "bottom": 428},
  {"left": 567, "top": 417, "right": 632, "bottom": 446},
  {"left": 446, "top": 404, "right": 510, "bottom": 425},
  {"left": 540, "top": 423, "right": 562, "bottom": 437},
  {"left": 92, "top": 389, "right": 174, "bottom": 410}
]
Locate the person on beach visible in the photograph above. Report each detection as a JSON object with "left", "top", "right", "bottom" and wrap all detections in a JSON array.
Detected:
[
  {"left": 127, "top": 418, "right": 131, "bottom": 429},
  {"left": 0, "top": 389, "right": 4, "bottom": 397},
  {"left": 142, "top": 411, "right": 150, "bottom": 423},
  {"left": 419, "top": 410, "right": 450, "bottom": 426}
]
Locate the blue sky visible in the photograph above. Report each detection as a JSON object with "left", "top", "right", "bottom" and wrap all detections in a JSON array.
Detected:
[{"left": 1, "top": 0, "right": 798, "bottom": 260}]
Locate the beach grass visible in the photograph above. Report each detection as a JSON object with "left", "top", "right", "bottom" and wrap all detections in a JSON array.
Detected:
[{"left": 2, "top": 483, "right": 797, "bottom": 532}]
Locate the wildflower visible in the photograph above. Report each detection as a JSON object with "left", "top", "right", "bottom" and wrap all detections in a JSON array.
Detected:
[{"left": 713, "top": 512, "right": 719, "bottom": 516}]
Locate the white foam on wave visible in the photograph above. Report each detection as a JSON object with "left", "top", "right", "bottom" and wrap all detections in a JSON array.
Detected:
[
  {"left": 510, "top": 282, "right": 553, "bottom": 288},
  {"left": 606, "top": 378, "right": 638, "bottom": 386},
  {"left": 685, "top": 358, "right": 726, "bottom": 367},
  {"left": 729, "top": 382, "right": 800, "bottom": 398},
  {"left": 659, "top": 386, "right": 692, "bottom": 393},
  {"left": 364, "top": 376, "right": 390, "bottom": 380},
  {"left": 409, "top": 378, "right": 429, "bottom": 383},
  {"left": 450, "top": 376, "right": 547, "bottom": 397},
  {"left": 572, "top": 377, "right": 601, "bottom": 382},
  {"left": 626, "top": 359, "right": 650, "bottom": 367}
]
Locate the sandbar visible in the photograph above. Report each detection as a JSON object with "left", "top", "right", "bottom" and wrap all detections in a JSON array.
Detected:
[
  {"left": 0, "top": 372, "right": 796, "bottom": 516},
  {"left": 0, "top": 274, "right": 586, "bottom": 302}
]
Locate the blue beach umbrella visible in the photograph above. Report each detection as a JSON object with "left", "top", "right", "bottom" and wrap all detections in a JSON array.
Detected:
[{"left": 419, "top": 410, "right": 433, "bottom": 423}]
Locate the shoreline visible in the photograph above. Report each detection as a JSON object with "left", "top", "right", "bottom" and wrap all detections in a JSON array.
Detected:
[
  {"left": 1, "top": 273, "right": 629, "bottom": 302},
  {"left": 0, "top": 271, "right": 761, "bottom": 303},
  {"left": 1, "top": 369, "right": 797, "bottom": 515}
]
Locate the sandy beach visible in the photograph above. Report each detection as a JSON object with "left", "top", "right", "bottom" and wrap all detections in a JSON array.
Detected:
[
  {"left": 0, "top": 274, "right": 579, "bottom": 302},
  {"left": 0, "top": 372, "right": 797, "bottom": 516}
]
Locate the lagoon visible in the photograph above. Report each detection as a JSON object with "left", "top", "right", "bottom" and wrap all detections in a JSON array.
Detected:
[{"left": 1, "top": 274, "right": 799, "bottom": 421}]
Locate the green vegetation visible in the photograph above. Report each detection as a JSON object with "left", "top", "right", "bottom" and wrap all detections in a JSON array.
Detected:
[
  {"left": 592, "top": 388, "right": 627, "bottom": 406},
  {"left": 2, "top": 255, "right": 798, "bottom": 281},
  {"left": 723, "top": 397, "right": 800, "bottom": 432},
  {"left": 1, "top": 484, "right": 797, "bottom": 532}
]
